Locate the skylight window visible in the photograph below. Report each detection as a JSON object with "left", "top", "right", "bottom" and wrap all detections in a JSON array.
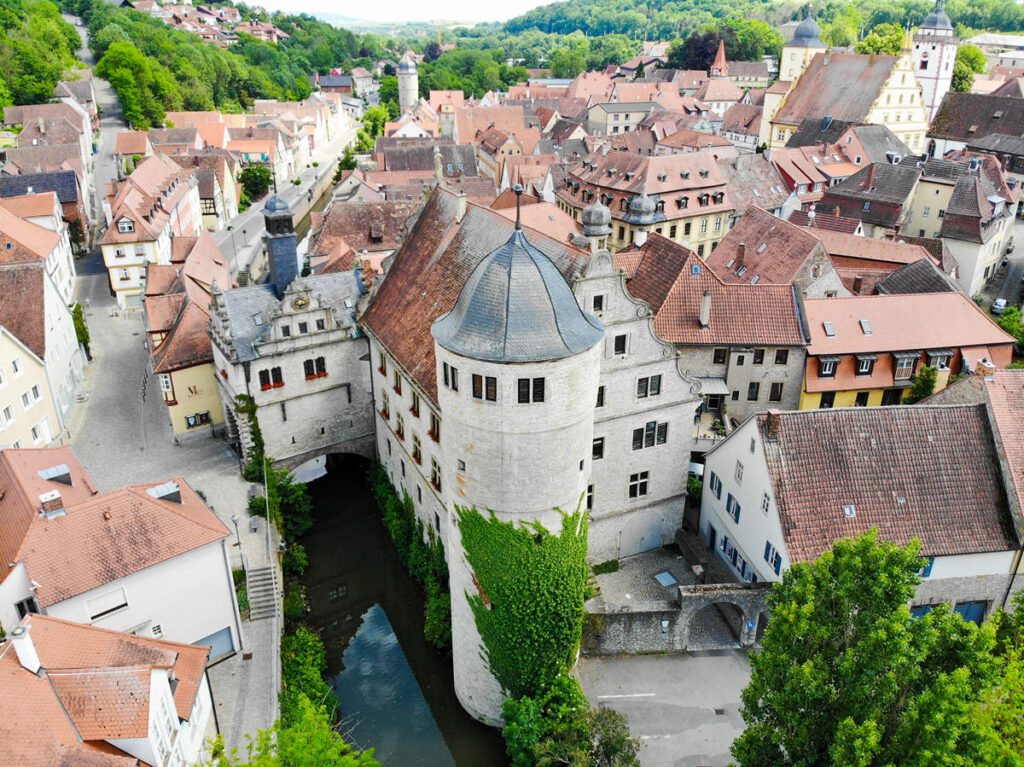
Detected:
[
  {"left": 823, "top": 321, "right": 836, "bottom": 337},
  {"left": 860, "top": 319, "right": 872, "bottom": 335},
  {"left": 737, "top": 267, "right": 747, "bottom": 276},
  {"left": 691, "top": 264, "right": 701, "bottom": 275},
  {"left": 843, "top": 504, "right": 856, "bottom": 518},
  {"left": 750, "top": 275, "right": 760, "bottom": 284},
  {"left": 252, "top": 314, "right": 264, "bottom": 326},
  {"left": 757, "top": 243, "right": 767, "bottom": 253}
]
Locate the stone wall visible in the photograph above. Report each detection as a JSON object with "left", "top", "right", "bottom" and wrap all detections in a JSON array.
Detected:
[{"left": 582, "top": 582, "right": 771, "bottom": 656}]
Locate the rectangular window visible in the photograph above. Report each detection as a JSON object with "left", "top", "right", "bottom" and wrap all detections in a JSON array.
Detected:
[
  {"left": 735, "top": 460, "right": 744, "bottom": 484},
  {"left": 753, "top": 349, "right": 765, "bottom": 365},
  {"left": 670, "top": 224, "right": 677, "bottom": 238},
  {"left": 819, "top": 391, "right": 836, "bottom": 409},
  {"left": 14, "top": 596, "right": 38, "bottom": 618},
  {"left": 592, "top": 437, "right": 605, "bottom": 459},
  {"left": 450, "top": 366, "right": 458, "bottom": 391},
  {"left": 518, "top": 378, "right": 530, "bottom": 403},
  {"left": 855, "top": 391, "right": 870, "bottom": 407},
  {"left": 259, "top": 369, "right": 271, "bottom": 390},
  {"left": 298, "top": 322, "right": 308, "bottom": 334},
  {"left": 709, "top": 471, "right": 722, "bottom": 499},
  {"left": 636, "top": 375, "right": 661, "bottom": 398},
  {"left": 592, "top": 294, "right": 604, "bottom": 312},
  {"left": 726, "top": 493, "right": 741, "bottom": 523},
  {"left": 633, "top": 421, "right": 668, "bottom": 449},
  {"left": 485, "top": 376, "right": 497, "bottom": 402},
  {"left": 316, "top": 357, "right": 326, "bottom": 376},
  {"left": 532, "top": 377, "right": 545, "bottom": 403},
  {"left": 304, "top": 359, "right": 316, "bottom": 379},
  {"left": 472, "top": 374, "right": 483, "bottom": 400},
  {"left": 684, "top": 222, "right": 691, "bottom": 236},
  {"left": 587, "top": 484, "right": 594, "bottom": 510},
  {"left": 271, "top": 367, "right": 283, "bottom": 387},
  {"left": 747, "top": 382, "right": 760, "bottom": 401},
  {"left": 613, "top": 334, "right": 627, "bottom": 355},
  {"left": 316, "top": 319, "right": 326, "bottom": 331},
  {"left": 443, "top": 362, "right": 449, "bottom": 387},
  {"left": 281, "top": 325, "right": 291, "bottom": 337},
  {"left": 819, "top": 359, "right": 836, "bottom": 377},
  {"left": 628, "top": 471, "right": 649, "bottom": 498},
  {"left": 381, "top": 391, "right": 390, "bottom": 418},
  {"left": 775, "top": 349, "right": 789, "bottom": 365},
  {"left": 429, "top": 412, "right": 441, "bottom": 441},
  {"left": 713, "top": 348, "right": 727, "bottom": 364},
  {"left": 596, "top": 385, "right": 605, "bottom": 407},
  {"left": 412, "top": 434, "right": 422, "bottom": 464},
  {"left": 894, "top": 356, "right": 916, "bottom": 380},
  {"left": 431, "top": 458, "right": 442, "bottom": 491},
  {"left": 769, "top": 382, "right": 784, "bottom": 402},
  {"left": 86, "top": 587, "right": 129, "bottom": 620},
  {"left": 761, "top": 492, "right": 770, "bottom": 514},
  {"left": 736, "top": 355, "right": 745, "bottom": 366},
  {"left": 700, "top": 219, "right": 708, "bottom": 233},
  {"left": 378, "top": 353, "right": 387, "bottom": 375},
  {"left": 394, "top": 371, "right": 402, "bottom": 394},
  {"left": 159, "top": 374, "right": 172, "bottom": 392},
  {"left": 411, "top": 392, "right": 421, "bottom": 417},
  {"left": 764, "top": 541, "right": 782, "bottom": 575}
]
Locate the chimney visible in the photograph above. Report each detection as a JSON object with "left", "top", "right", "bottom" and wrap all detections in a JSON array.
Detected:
[
  {"left": 456, "top": 190, "right": 468, "bottom": 222},
  {"left": 736, "top": 242, "right": 745, "bottom": 269},
  {"left": 634, "top": 228, "right": 648, "bottom": 247},
  {"left": 853, "top": 274, "right": 863, "bottom": 293},
  {"left": 807, "top": 209, "right": 816, "bottom": 225},
  {"left": 698, "top": 289, "right": 711, "bottom": 329},
  {"left": 824, "top": 50, "right": 833, "bottom": 66},
  {"left": 832, "top": 206, "right": 840, "bottom": 217},
  {"left": 976, "top": 358, "right": 997, "bottom": 379},
  {"left": 38, "top": 118, "right": 45, "bottom": 135},
  {"left": 10, "top": 625, "right": 41, "bottom": 674},
  {"left": 39, "top": 490, "right": 63, "bottom": 518},
  {"left": 766, "top": 409, "right": 781, "bottom": 440}
]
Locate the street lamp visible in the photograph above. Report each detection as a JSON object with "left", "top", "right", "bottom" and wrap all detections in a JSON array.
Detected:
[
  {"left": 226, "top": 224, "right": 239, "bottom": 267},
  {"left": 231, "top": 514, "right": 241, "bottom": 548}
]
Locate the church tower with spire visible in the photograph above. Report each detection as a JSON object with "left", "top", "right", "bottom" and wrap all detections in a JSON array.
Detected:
[
  {"left": 710, "top": 39, "right": 729, "bottom": 78},
  {"left": 912, "top": 0, "right": 959, "bottom": 123}
]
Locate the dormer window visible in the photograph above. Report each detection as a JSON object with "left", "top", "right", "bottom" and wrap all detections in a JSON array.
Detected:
[
  {"left": 117, "top": 218, "right": 134, "bottom": 234},
  {"left": 818, "top": 357, "right": 839, "bottom": 378}
]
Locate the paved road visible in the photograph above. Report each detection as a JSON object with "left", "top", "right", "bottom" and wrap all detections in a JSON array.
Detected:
[
  {"left": 65, "top": 13, "right": 125, "bottom": 274},
  {"left": 577, "top": 651, "right": 751, "bottom": 767},
  {"left": 989, "top": 219, "right": 1024, "bottom": 310}
]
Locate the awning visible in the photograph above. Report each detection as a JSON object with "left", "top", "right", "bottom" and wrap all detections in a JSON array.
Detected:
[
  {"left": 855, "top": 353, "right": 879, "bottom": 362},
  {"left": 892, "top": 350, "right": 920, "bottom": 360},
  {"left": 816, "top": 355, "right": 841, "bottom": 363},
  {"left": 697, "top": 377, "right": 730, "bottom": 395}
]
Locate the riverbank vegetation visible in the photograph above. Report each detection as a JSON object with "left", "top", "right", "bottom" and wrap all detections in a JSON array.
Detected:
[{"left": 370, "top": 464, "right": 451, "bottom": 648}]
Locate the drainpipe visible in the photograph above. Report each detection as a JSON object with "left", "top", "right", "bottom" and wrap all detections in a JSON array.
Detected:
[{"left": 1000, "top": 541, "right": 1024, "bottom": 609}]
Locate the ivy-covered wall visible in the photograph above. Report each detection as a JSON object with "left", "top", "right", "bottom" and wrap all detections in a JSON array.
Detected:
[{"left": 456, "top": 504, "right": 588, "bottom": 700}]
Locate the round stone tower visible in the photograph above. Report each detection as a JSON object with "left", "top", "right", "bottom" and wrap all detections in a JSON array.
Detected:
[
  {"left": 430, "top": 218, "right": 604, "bottom": 725},
  {"left": 913, "top": 0, "right": 959, "bottom": 123},
  {"left": 397, "top": 54, "right": 418, "bottom": 116}
]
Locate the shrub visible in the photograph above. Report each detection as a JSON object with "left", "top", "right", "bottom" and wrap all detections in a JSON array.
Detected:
[
  {"left": 283, "top": 541, "right": 309, "bottom": 575},
  {"left": 283, "top": 582, "right": 306, "bottom": 621},
  {"left": 592, "top": 559, "right": 619, "bottom": 575},
  {"left": 233, "top": 568, "right": 249, "bottom": 612},
  {"left": 686, "top": 475, "right": 702, "bottom": 503},
  {"left": 280, "top": 626, "right": 336, "bottom": 725}
]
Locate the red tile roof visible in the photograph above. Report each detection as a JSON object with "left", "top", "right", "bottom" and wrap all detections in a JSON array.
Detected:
[
  {"left": 618, "top": 234, "right": 806, "bottom": 346},
  {"left": 0, "top": 261, "right": 46, "bottom": 359},
  {"left": 803, "top": 293, "right": 1016, "bottom": 357},
  {"left": 705, "top": 207, "right": 824, "bottom": 285},
  {"left": 775, "top": 53, "right": 898, "bottom": 126},
  {"left": 981, "top": 370, "right": 1024, "bottom": 515},
  {"left": 756, "top": 405, "right": 1018, "bottom": 562}
]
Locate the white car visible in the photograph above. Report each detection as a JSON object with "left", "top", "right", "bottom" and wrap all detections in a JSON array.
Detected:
[{"left": 992, "top": 298, "right": 1008, "bottom": 315}]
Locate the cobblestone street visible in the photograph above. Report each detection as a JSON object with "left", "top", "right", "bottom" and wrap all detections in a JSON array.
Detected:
[{"left": 68, "top": 273, "right": 279, "bottom": 752}]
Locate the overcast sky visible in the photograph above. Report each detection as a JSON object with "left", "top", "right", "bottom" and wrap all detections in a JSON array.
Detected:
[{"left": 259, "top": 0, "right": 546, "bottom": 24}]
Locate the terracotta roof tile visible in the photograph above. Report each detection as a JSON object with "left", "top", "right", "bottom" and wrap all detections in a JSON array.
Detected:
[
  {"left": 0, "top": 201, "right": 62, "bottom": 261},
  {"left": 113, "top": 131, "right": 150, "bottom": 155},
  {"left": 789, "top": 209, "right": 862, "bottom": 233},
  {"left": 985, "top": 370, "right": 1024, "bottom": 512},
  {"left": 309, "top": 200, "right": 420, "bottom": 257},
  {"left": 757, "top": 405, "right": 1018, "bottom": 562},
  {"left": 0, "top": 262, "right": 46, "bottom": 359},
  {"left": 620, "top": 234, "right": 806, "bottom": 346},
  {"left": 775, "top": 53, "right": 898, "bottom": 125},
  {"left": 806, "top": 228, "right": 933, "bottom": 265},
  {"left": 49, "top": 667, "right": 153, "bottom": 739},
  {"left": 803, "top": 292, "right": 1016, "bottom": 356},
  {"left": 706, "top": 207, "right": 824, "bottom": 285}
]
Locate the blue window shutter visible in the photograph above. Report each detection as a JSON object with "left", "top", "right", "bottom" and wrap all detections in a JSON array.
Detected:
[
  {"left": 774, "top": 556, "right": 782, "bottom": 575},
  {"left": 764, "top": 541, "right": 772, "bottom": 562},
  {"left": 922, "top": 557, "right": 934, "bottom": 578},
  {"left": 734, "top": 503, "right": 741, "bottom": 523}
]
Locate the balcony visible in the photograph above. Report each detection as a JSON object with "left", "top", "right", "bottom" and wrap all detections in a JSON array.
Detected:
[{"left": 692, "top": 403, "right": 729, "bottom": 453}]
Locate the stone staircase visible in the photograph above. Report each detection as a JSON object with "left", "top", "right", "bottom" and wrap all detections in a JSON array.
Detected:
[{"left": 246, "top": 565, "right": 278, "bottom": 621}]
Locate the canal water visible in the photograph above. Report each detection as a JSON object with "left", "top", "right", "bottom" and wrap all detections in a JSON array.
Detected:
[{"left": 298, "top": 454, "right": 507, "bottom": 767}]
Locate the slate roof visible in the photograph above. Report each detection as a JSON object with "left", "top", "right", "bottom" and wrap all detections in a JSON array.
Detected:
[
  {"left": 875, "top": 258, "right": 959, "bottom": 294},
  {"left": 318, "top": 75, "right": 353, "bottom": 88},
  {"left": 775, "top": 53, "right": 898, "bottom": 125},
  {"left": 822, "top": 163, "right": 921, "bottom": 226},
  {"left": 930, "top": 92, "right": 1024, "bottom": 142},
  {"left": 383, "top": 144, "right": 478, "bottom": 175},
  {"left": 786, "top": 117, "right": 860, "bottom": 147},
  {"left": 0, "top": 262, "right": 46, "bottom": 359},
  {"left": 0, "top": 170, "right": 80, "bottom": 204},
  {"left": 848, "top": 125, "right": 915, "bottom": 164},
  {"left": 431, "top": 229, "right": 602, "bottom": 362},
  {"left": 361, "top": 190, "right": 591, "bottom": 403},
  {"left": 966, "top": 132, "right": 1024, "bottom": 156},
  {"left": 616, "top": 234, "right": 806, "bottom": 346},
  {"left": 706, "top": 207, "right": 824, "bottom": 285},
  {"left": 219, "top": 272, "right": 360, "bottom": 362},
  {"left": 717, "top": 154, "right": 789, "bottom": 215},
  {"left": 756, "top": 405, "right": 1018, "bottom": 563}
]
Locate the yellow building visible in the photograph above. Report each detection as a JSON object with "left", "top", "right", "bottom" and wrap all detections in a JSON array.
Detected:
[
  {"left": 143, "top": 232, "right": 229, "bottom": 437},
  {"left": 798, "top": 293, "right": 1015, "bottom": 410},
  {"left": 779, "top": 16, "right": 827, "bottom": 84},
  {"left": 768, "top": 52, "right": 929, "bottom": 153},
  {"left": 0, "top": 328, "right": 62, "bottom": 448}
]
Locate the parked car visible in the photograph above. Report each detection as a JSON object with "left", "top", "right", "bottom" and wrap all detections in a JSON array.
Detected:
[{"left": 992, "top": 298, "right": 1008, "bottom": 315}]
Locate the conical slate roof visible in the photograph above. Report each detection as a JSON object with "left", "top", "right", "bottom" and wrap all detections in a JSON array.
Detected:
[
  {"left": 431, "top": 230, "right": 603, "bottom": 363},
  {"left": 788, "top": 16, "right": 825, "bottom": 48}
]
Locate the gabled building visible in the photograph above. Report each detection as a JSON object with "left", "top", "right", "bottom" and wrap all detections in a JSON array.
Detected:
[
  {"left": 799, "top": 292, "right": 1015, "bottom": 409},
  {"left": 0, "top": 165, "right": 91, "bottom": 237},
  {"left": 820, "top": 162, "right": 922, "bottom": 237},
  {"left": 699, "top": 404, "right": 1022, "bottom": 624},
  {"left": 705, "top": 206, "right": 848, "bottom": 297},
  {"left": 928, "top": 92, "right": 1024, "bottom": 158},
  {"left": 0, "top": 445, "right": 241, "bottom": 656},
  {"left": 556, "top": 150, "right": 734, "bottom": 255},
  {"left": 145, "top": 232, "right": 230, "bottom": 436},
  {"left": 0, "top": 614, "right": 215, "bottom": 767},
  {"left": 209, "top": 196, "right": 375, "bottom": 468},
  {"left": 717, "top": 154, "right": 790, "bottom": 222},
  {"left": 0, "top": 194, "right": 75, "bottom": 304},
  {"left": 99, "top": 155, "right": 202, "bottom": 308},
  {"left": 719, "top": 103, "right": 763, "bottom": 153}
]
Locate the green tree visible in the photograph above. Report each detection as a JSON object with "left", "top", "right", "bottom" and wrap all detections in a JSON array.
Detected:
[
  {"left": 361, "top": 105, "right": 389, "bottom": 138},
  {"left": 239, "top": 166, "right": 272, "bottom": 200},
  {"left": 72, "top": 303, "right": 91, "bottom": 360},
  {"left": 952, "top": 60, "right": 976, "bottom": 92},
  {"left": 550, "top": 47, "right": 586, "bottom": 78},
  {"left": 957, "top": 43, "right": 988, "bottom": 74},
  {"left": 998, "top": 306, "right": 1024, "bottom": 345},
  {"left": 732, "top": 531, "right": 999, "bottom": 766},
  {"left": 855, "top": 23, "right": 905, "bottom": 55},
  {"left": 904, "top": 364, "right": 939, "bottom": 403}
]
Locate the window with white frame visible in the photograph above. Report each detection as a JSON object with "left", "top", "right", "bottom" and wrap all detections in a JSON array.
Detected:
[
  {"left": 893, "top": 354, "right": 917, "bottom": 380},
  {"left": 636, "top": 375, "right": 661, "bottom": 398},
  {"left": 632, "top": 421, "right": 668, "bottom": 449},
  {"left": 117, "top": 218, "right": 135, "bottom": 233},
  {"left": 735, "top": 460, "right": 743, "bottom": 484},
  {"left": 709, "top": 471, "right": 722, "bottom": 499},
  {"left": 764, "top": 541, "right": 783, "bottom": 575},
  {"left": 11, "top": 358, "right": 21, "bottom": 376},
  {"left": 628, "top": 471, "right": 649, "bottom": 498},
  {"left": 159, "top": 374, "right": 172, "bottom": 392},
  {"left": 761, "top": 492, "right": 770, "bottom": 514},
  {"left": 726, "top": 492, "right": 741, "bottom": 522}
]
